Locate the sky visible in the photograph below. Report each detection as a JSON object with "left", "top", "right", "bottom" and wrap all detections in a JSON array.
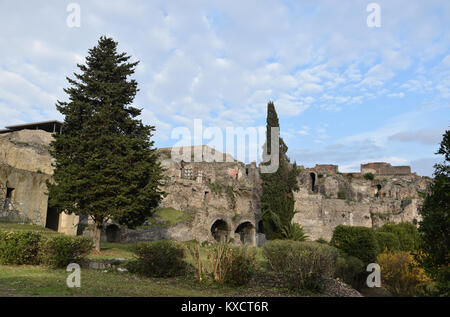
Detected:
[{"left": 0, "top": 0, "right": 449, "bottom": 176}]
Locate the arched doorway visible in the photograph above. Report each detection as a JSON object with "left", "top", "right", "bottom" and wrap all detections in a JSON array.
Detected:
[
  {"left": 310, "top": 173, "right": 316, "bottom": 192},
  {"left": 235, "top": 221, "right": 255, "bottom": 245},
  {"left": 375, "top": 184, "right": 382, "bottom": 197},
  {"left": 45, "top": 206, "right": 59, "bottom": 231},
  {"left": 106, "top": 224, "right": 121, "bottom": 243},
  {"left": 211, "top": 219, "right": 230, "bottom": 242},
  {"left": 257, "top": 220, "right": 264, "bottom": 234}
]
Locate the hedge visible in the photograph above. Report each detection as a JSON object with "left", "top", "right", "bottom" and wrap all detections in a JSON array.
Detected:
[
  {"left": 39, "top": 235, "right": 93, "bottom": 268},
  {"left": 128, "top": 240, "right": 187, "bottom": 277},
  {"left": 0, "top": 231, "right": 41, "bottom": 265}
]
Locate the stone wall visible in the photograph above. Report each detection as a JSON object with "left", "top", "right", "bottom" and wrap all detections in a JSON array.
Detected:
[
  {"left": 0, "top": 129, "right": 76, "bottom": 235},
  {"left": 361, "top": 162, "right": 411, "bottom": 176},
  {"left": 292, "top": 169, "right": 430, "bottom": 240}
]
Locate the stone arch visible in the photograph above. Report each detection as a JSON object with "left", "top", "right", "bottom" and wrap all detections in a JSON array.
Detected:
[
  {"left": 310, "top": 172, "right": 317, "bottom": 192},
  {"left": 234, "top": 221, "right": 256, "bottom": 246},
  {"left": 105, "top": 224, "right": 121, "bottom": 243},
  {"left": 211, "top": 219, "right": 230, "bottom": 242}
]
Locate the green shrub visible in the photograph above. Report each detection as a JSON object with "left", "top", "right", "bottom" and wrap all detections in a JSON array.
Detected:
[
  {"left": 225, "top": 247, "right": 256, "bottom": 286},
  {"left": 377, "top": 222, "right": 421, "bottom": 252},
  {"left": 39, "top": 235, "right": 93, "bottom": 268},
  {"left": 129, "top": 240, "right": 187, "bottom": 277},
  {"left": 375, "top": 231, "right": 400, "bottom": 253},
  {"left": 337, "top": 190, "right": 347, "bottom": 200},
  {"left": 263, "top": 240, "right": 338, "bottom": 292},
  {"left": 364, "top": 173, "right": 374, "bottom": 180},
  {"left": 334, "top": 254, "right": 366, "bottom": 290},
  {"left": 330, "top": 225, "right": 378, "bottom": 264},
  {"left": 0, "top": 231, "right": 41, "bottom": 265}
]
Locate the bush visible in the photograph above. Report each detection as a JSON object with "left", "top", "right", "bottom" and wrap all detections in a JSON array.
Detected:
[
  {"left": 129, "top": 240, "right": 187, "bottom": 277},
  {"left": 377, "top": 251, "right": 431, "bottom": 296},
  {"left": 263, "top": 240, "right": 338, "bottom": 292},
  {"left": 377, "top": 222, "right": 421, "bottom": 252},
  {"left": 330, "top": 225, "right": 378, "bottom": 264},
  {"left": 375, "top": 231, "right": 400, "bottom": 253},
  {"left": 225, "top": 247, "right": 256, "bottom": 286},
  {"left": 39, "top": 235, "right": 93, "bottom": 268},
  {"left": 334, "top": 254, "right": 366, "bottom": 290},
  {"left": 364, "top": 173, "right": 374, "bottom": 180},
  {"left": 0, "top": 231, "right": 41, "bottom": 265},
  {"left": 337, "top": 190, "right": 347, "bottom": 200}
]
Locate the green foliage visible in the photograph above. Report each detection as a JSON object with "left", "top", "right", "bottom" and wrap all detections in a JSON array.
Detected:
[
  {"left": 261, "top": 101, "right": 300, "bottom": 240},
  {"left": 330, "top": 225, "right": 378, "bottom": 264},
  {"left": 128, "top": 240, "right": 187, "bottom": 277},
  {"left": 375, "top": 231, "right": 401, "bottom": 253},
  {"left": 377, "top": 222, "right": 421, "bottom": 252},
  {"left": 433, "top": 266, "right": 450, "bottom": 297},
  {"left": 337, "top": 189, "right": 347, "bottom": 200},
  {"left": 39, "top": 235, "right": 93, "bottom": 268},
  {"left": 47, "top": 36, "right": 165, "bottom": 250},
  {"left": 315, "top": 237, "right": 329, "bottom": 244},
  {"left": 0, "top": 231, "right": 41, "bottom": 265},
  {"left": 363, "top": 172, "right": 375, "bottom": 180},
  {"left": 418, "top": 129, "right": 450, "bottom": 278},
  {"left": 334, "top": 254, "right": 366, "bottom": 290},
  {"left": 263, "top": 240, "right": 338, "bottom": 292},
  {"left": 225, "top": 247, "right": 256, "bottom": 286},
  {"left": 377, "top": 251, "right": 431, "bottom": 297},
  {"left": 281, "top": 222, "right": 308, "bottom": 241}
]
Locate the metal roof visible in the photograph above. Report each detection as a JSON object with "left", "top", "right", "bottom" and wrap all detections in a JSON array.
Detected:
[{"left": 2, "top": 120, "right": 63, "bottom": 134}]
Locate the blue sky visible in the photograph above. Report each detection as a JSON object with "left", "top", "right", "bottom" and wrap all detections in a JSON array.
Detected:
[{"left": 0, "top": 0, "right": 449, "bottom": 176}]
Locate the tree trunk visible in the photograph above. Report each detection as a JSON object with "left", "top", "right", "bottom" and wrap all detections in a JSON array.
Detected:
[{"left": 93, "top": 218, "right": 103, "bottom": 252}]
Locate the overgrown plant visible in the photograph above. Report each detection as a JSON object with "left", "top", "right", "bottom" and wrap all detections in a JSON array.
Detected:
[
  {"left": 186, "top": 241, "right": 205, "bottom": 283},
  {"left": 205, "top": 242, "right": 234, "bottom": 284}
]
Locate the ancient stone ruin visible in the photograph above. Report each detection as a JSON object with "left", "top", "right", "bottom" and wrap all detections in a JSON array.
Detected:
[{"left": 0, "top": 124, "right": 432, "bottom": 246}]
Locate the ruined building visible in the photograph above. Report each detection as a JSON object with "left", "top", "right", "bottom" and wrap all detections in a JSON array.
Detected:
[{"left": 0, "top": 124, "right": 432, "bottom": 245}]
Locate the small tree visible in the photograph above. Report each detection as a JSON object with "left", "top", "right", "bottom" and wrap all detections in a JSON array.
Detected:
[
  {"left": 47, "top": 37, "right": 165, "bottom": 251},
  {"left": 418, "top": 129, "right": 450, "bottom": 277}
]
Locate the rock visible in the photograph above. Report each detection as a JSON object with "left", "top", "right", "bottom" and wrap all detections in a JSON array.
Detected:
[{"left": 323, "top": 278, "right": 363, "bottom": 297}]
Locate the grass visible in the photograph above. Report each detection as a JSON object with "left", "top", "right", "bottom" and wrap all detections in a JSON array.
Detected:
[
  {"left": 139, "top": 207, "right": 193, "bottom": 228},
  {"left": 0, "top": 222, "right": 60, "bottom": 236},
  {"left": 88, "top": 242, "right": 135, "bottom": 260},
  {"left": 0, "top": 223, "right": 308, "bottom": 297},
  {"left": 0, "top": 265, "right": 296, "bottom": 297}
]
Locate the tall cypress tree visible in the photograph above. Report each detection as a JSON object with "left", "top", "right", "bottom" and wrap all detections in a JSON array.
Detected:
[
  {"left": 47, "top": 36, "right": 165, "bottom": 251},
  {"left": 261, "top": 101, "right": 302, "bottom": 240}
]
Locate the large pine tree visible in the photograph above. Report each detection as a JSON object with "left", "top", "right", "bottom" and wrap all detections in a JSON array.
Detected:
[
  {"left": 261, "top": 101, "right": 302, "bottom": 240},
  {"left": 47, "top": 37, "right": 165, "bottom": 251}
]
